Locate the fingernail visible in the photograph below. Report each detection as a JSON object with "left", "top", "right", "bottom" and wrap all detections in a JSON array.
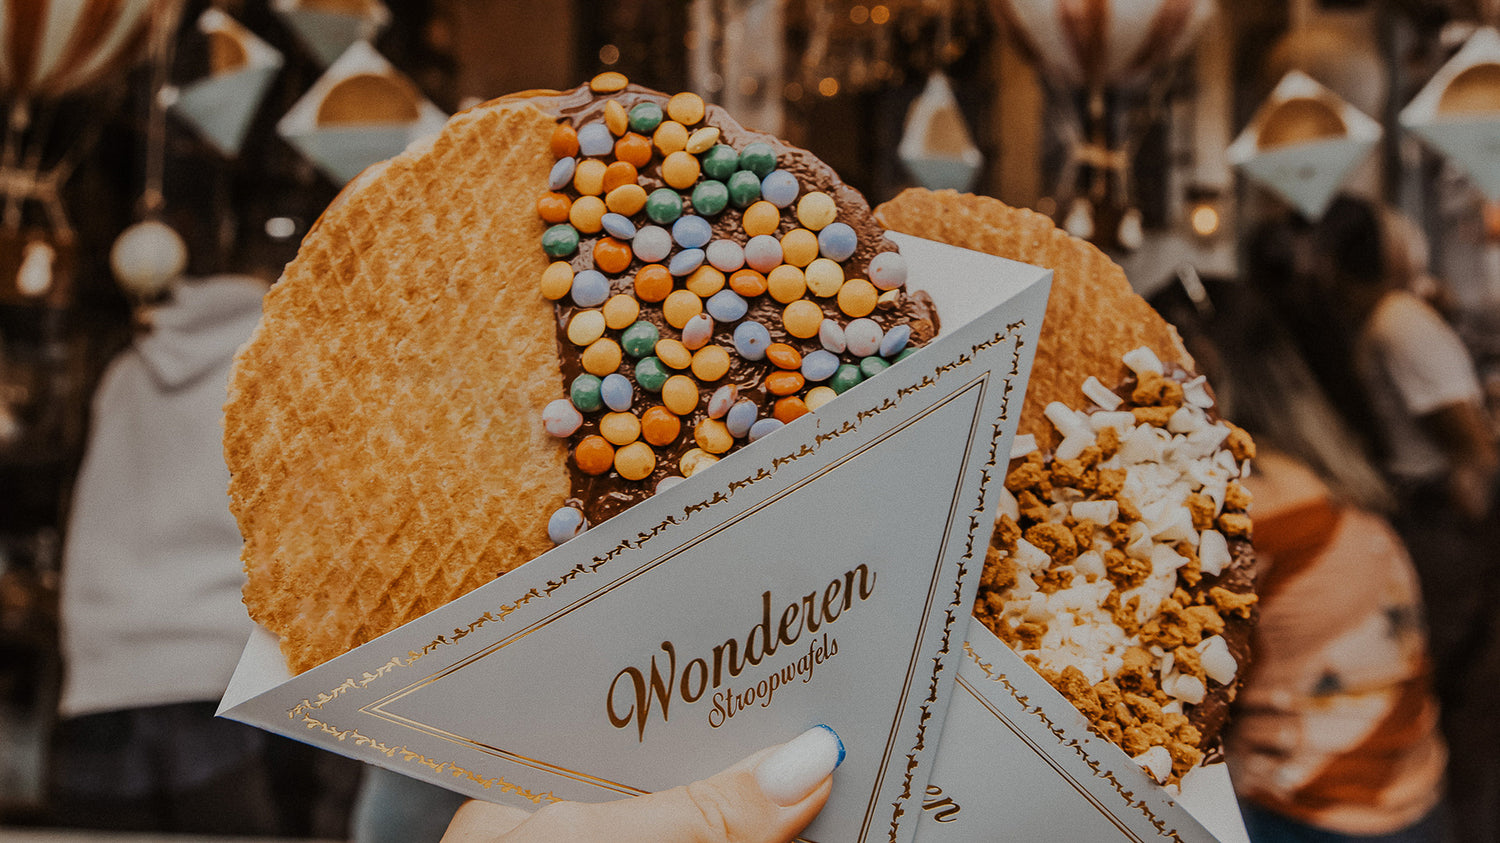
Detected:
[{"left": 755, "top": 725, "right": 844, "bottom": 806}]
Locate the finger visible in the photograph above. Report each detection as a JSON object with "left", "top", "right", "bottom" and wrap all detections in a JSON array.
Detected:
[
  {"left": 440, "top": 800, "right": 533, "bottom": 842},
  {"left": 499, "top": 725, "right": 844, "bottom": 843}
]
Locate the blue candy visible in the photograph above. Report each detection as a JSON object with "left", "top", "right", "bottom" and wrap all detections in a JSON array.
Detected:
[
  {"left": 733, "top": 321, "right": 772, "bottom": 361},
  {"left": 801, "top": 349, "right": 840, "bottom": 381},
  {"left": 669, "top": 248, "right": 706, "bottom": 276},
  {"left": 570, "top": 269, "right": 610, "bottom": 307},
  {"left": 672, "top": 215, "right": 713, "bottom": 249},
  {"left": 760, "top": 170, "right": 800, "bottom": 208},
  {"left": 706, "top": 289, "right": 748, "bottom": 322},
  {"left": 633, "top": 226, "right": 673, "bottom": 262},
  {"left": 817, "top": 222, "right": 858, "bottom": 261},
  {"left": 548, "top": 506, "right": 588, "bottom": 544},
  {"left": 548, "top": 157, "right": 576, "bottom": 191},
  {"left": 577, "top": 123, "right": 614, "bottom": 156},
  {"left": 880, "top": 323, "right": 912, "bottom": 358},
  {"left": 725, "top": 399, "right": 758, "bottom": 437},
  {"left": 600, "top": 373, "right": 634, "bottom": 411},
  {"left": 748, "top": 418, "right": 784, "bottom": 441},
  {"left": 602, "top": 212, "right": 636, "bottom": 239}
]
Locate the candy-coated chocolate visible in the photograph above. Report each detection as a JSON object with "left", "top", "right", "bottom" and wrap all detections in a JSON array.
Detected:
[
  {"left": 577, "top": 122, "right": 614, "bottom": 156},
  {"left": 600, "top": 372, "right": 634, "bottom": 411},
  {"left": 634, "top": 356, "right": 669, "bottom": 391},
  {"left": 548, "top": 157, "right": 576, "bottom": 191},
  {"left": 655, "top": 475, "right": 685, "bottom": 494},
  {"left": 694, "top": 418, "right": 734, "bottom": 454},
  {"left": 896, "top": 346, "right": 920, "bottom": 362},
  {"left": 681, "top": 312, "right": 715, "bottom": 349},
  {"left": 729, "top": 268, "right": 768, "bottom": 297},
  {"left": 542, "top": 398, "right": 583, "bottom": 437},
  {"left": 601, "top": 212, "right": 636, "bottom": 240},
  {"left": 582, "top": 337, "right": 622, "bottom": 375},
  {"left": 570, "top": 373, "right": 604, "bottom": 412},
  {"left": 707, "top": 384, "right": 737, "bottom": 419},
  {"left": 868, "top": 251, "right": 908, "bottom": 290},
  {"left": 781, "top": 300, "right": 822, "bottom": 338},
  {"left": 537, "top": 191, "right": 571, "bottom": 224},
  {"left": 633, "top": 263, "right": 672, "bottom": 302},
  {"left": 737, "top": 141, "right": 777, "bottom": 177},
  {"left": 548, "top": 506, "right": 587, "bottom": 543},
  {"left": 655, "top": 338, "right": 692, "bottom": 369},
  {"left": 590, "top": 71, "right": 629, "bottom": 93},
  {"left": 684, "top": 266, "right": 726, "bottom": 299},
  {"left": 653, "top": 120, "right": 688, "bottom": 155},
  {"left": 830, "top": 363, "right": 864, "bottom": 394},
  {"left": 606, "top": 183, "right": 649, "bottom": 215},
  {"left": 818, "top": 318, "right": 846, "bottom": 352},
  {"left": 700, "top": 144, "right": 740, "bottom": 181},
  {"left": 672, "top": 215, "right": 713, "bottom": 249},
  {"left": 804, "top": 257, "right": 843, "bottom": 296},
  {"left": 662, "top": 150, "right": 701, "bottom": 189},
  {"left": 804, "top": 385, "right": 837, "bottom": 411},
  {"left": 748, "top": 418, "right": 783, "bottom": 441},
  {"left": 766, "top": 264, "right": 806, "bottom": 303},
  {"left": 685, "top": 126, "right": 720, "bottom": 154},
  {"left": 859, "top": 355, "right": 890, "bottom": 378},
  {"left": 668, "top": 248, "right": 706, "bottom": 277},
  {"left": 690, "top": 180, "right": 729, "bottom": 216},
  {"left": 613, "top": 133, "right": 653, "bottom": 168},
  {"left": 801, "top": 349, "right": 840, "bottom": 381},
  {"left": 641, "top": 405, "right": 681, "bottom": 446},
  {"left": 742, "top": 201, "right": 780, "bottom": 237},
  {"left": 574, "top": 435, "right": 615, "bottom": 475},
  {"left": 567, "top": 309, "right": 606, "bottom": 346},
  {"left": 569, "top": 268, "right": 610, "bottom": 307},
  {"left": 743, "top": 234, "right": 783, "bottom": 272},
  {"left": 765, "top": 369, "right": 805, "bottom": 396},
  {"left": 550, "top": 123, "right": 579, "bottom": 158},
  {"left": 779, "top": 228, "right": 819, "bottom": 267},
  {"left": 817, "top": 222, "right": 858, "bottom": 261},
  {"left": 662, "top": 375, "right": 699, "bottom": 415},
  {"left": 843, "top": 318, "right": 883, "bottom": 356},
  {"left": 795, "top": 191, "right": 837, "bottom": 230},
  {"left": 602, "top": 160, "right": 638, "bottom": 192},
  {"left": 690, "top": 344, "right": 731, "bottom": 381},
  {"left": 725, "top": 399, "right": 757, "bottom": 437},
  {"left": 603, "top": 99, "right": 628, "bottom": 135},
  {"left": 632, "top": 225, "right": 673, "bottom": 262},
  {"left": 706, "top": 239, "right": 744, "bottom": 272},
  {"left": 760, "top": 169, "right": 799, "bottom": 208},
  {"left": 765, "top": 342, "right": 802, "bottom": 369},
  {"left": 542, "top": 223, "right": 579, "bottom": 257},
  {"left": 667, "top": 91, "right": 706, "bottom": 125},
  {"left": 733, "top": 320, "right": 771, "bottom": 360},
  {"left": 663, "top": 289, "right": 703, "bottom": 329},
  {"left": 628, "top": 101, "right": 663, "bottom": 134},
  {"left": 679, "top": 448, "right": 719, "bottom": 476},
  {"left": 568, "top": 194, "right": 606, "bottom": 233},
  {"left": 540, "top": 261, "right": 574, "bottom": 300},
  {"left": 836, "top": 278, "right": 877, "bottom": 317},
  {"left": 705, "top": 289, "right": 748, "bottom": 322},
  {"left": 614, "top": 441, "right": 656, "bottom": 480},
  {"left": 621, "top": 320, "right": 661, "bottom": 357},
  {"left": 773, "top": 396, "right": 810, "bottom": 423},
  {"left": 879, "top": 323, "right": 911, "bottom": 357},
  {"left": 602, "top": 293, "right": 640, "bottom": 329},
  {"left": 727, "top": 170, "right": 761, "bottom": 208},
  {"left": 599, "top": 410, "right": 641, "bottom": 445},
  {"left": 646, "top": 188, "right": 684, "bottom": 225},
  {"left": 572, "top": 158, "right": 607, "bottom": 195}
]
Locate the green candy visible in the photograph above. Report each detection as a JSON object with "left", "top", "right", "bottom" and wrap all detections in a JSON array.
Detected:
[
  {"left": 691, "top": 180, "right": 729, "bottom": 216},
  {"left": 895, "top": 347, "right": 920, "bottom": 363},
  {"left": 570, "top": 374, "right": 604, "bottom": 412},
  {"left": 727, "top": 170, "right": 761, "bottom": 208},
  {"left": 830, "top": 363, "right": 864, "bottom": 394},
  {"left": 700, "top": 144, "right": 740, "bottom": 181},
  {"left": 859, "top": 356, "right": 890, "bottom": 378},
  {"left": 621, "top": 321, "right": 660, "bottom": 358},
  {"left": 542, "top": 223, "right": 580, "bottom": 257},
  {"left": 737, "top": 142, "right": 777, "bottom": 177},
  {"left": 628, "top": 101, "right": 663, "bottom": 134},
  {"left": 635, "top": 356, "right": 669, "bottom": 392},
  {"left": 645, "top": 188, "right": 683, "bottom": 225}
]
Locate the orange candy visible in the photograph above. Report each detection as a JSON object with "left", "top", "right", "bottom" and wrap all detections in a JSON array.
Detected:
[
  {"left": 602, "top": 160, "right": 639, "bottom": 192},
  {"left": 594, "top": 237, "right": 633, "bottom": 274},
  {"left": 729, "top": 268, "right": 768, "bottom": 297},
  {"left": 614, "top": 133, "right": 654, "bottom": 168},
  {"left": 537, "top": 192, "right": 571, "bottom": 224},
  {"left": 606, "top": 183, "right": 649, "bottom": 216},
  {"left": 765, "top": 370, "right": 806, "bottom": 396},
  {"left": 550, "top": 124, "right": 579, "bottom": 158},
  {"left": 641, "top": 406, "right": 682, "bottom": 446},
  {"left": 574, "top": 435, "right": 615, "bottom": 475},
  {"left": 765, "top": 342, "right": 802, "bottom": 369},
  {"left": 634, "top": 264, "right": 673, "bottom": 302},
  {"left": 837, "top": 278, "right": 878, "bottom": 317},
  {"left": 774, "top": 396, "right": 811, "bottom": 423}
]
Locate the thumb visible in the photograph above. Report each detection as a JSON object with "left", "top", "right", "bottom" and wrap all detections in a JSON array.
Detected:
[{"left": 445, "top": 725, "right": 843, "bottom": 843}]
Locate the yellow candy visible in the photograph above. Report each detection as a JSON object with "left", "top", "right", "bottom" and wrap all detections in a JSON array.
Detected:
[
  {"left": 600, "top": 411, "right": 642, "bottom": 446},
  {"left": 766, "top": 264, "right": 807, "bottom": 303},
  {"left": 804, "top": 258, "right": 844, "bottom": 297},
  {"left": 582, "top": 337, "right": 623, "bottom": 375},
  {"left": 680, "top": 448, "right": 719, "bottom": 477},
  {"left": 663, "top": 289, "right": 703, "bottom": 329},
  {"left": 574, "top": 158, "right": 608, "bottom": 195},
  {"left": 742, "top": 201, "right": 780, "bottom": 237},
  {"left": 782, "top": 300, "right": 822, "bottom": 338},
  {"left": 662, "top": 375, "right": 699, "bottom": 415},
  {"left": 691, "top": 344, "right": 731, "bottom": 381},
  {"left": 604, "top": 100, "right": 628, "bottom": 136},
  {"left": 590, "top": 71, "right": 629, "bottom": 93},
  {"left": 569, "top": 195, "right": 607, "bottom": 233},
  {"left": 606, "top": 183, "right": 648, "bottom": 216},
  {"left": 837, "top": 278, "right": 878, "bottom": 317},
  {"left": 654, "top": 120, "right": 688, "bottom": 155},
  {"left": 615, "top": 441, "right": 656, "bottom": 481},
  {"left": 667, "top": 91, "right": 706, "bottom": 125},
  {"left": 685, "top": 265, "right": 726, "bottom": 298},
  {"left": 567, "top": 309, "right": 607, "bottom": 346},
  {"left": 780, "top": 228, "right": 819, "bottom": 267},
  {"left": 694, "top": 418, "right": 734, "bottom": 454},
  {"left": 661, "top": 150, "right": 701, "bottom": 190},
  {"left": 602, "top": 294, "right": 640, "bottom": 330},
  {"left": 805, "top": 385, "right": 838, "bottom": 411},
  {"left": 655, "top": 338, "right": 693, "bottom": 369},
  {"left": 541, "top": 261, "right": 574, "bottom": 300},
  {"left": 796, "top": 192, "right": 838, "bottom": 230},
  {"left": 686, "top": 126, "right": 720, "bottom": 154}
]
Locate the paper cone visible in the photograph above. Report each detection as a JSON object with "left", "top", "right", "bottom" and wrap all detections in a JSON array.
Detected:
[
  {"left": 167, "top": 9, "right": 284, "bottom": 158},
  {"left": 1228, "top": 70, "right": 1380, "bottom": 219},
  {"left": 1401, "top": 27, "right": 1500, "bottom": 200},
  {"left": 273, "top": 0, "right": 390, "bottom": 67},
  {"left": 898, "top": 73, "right": 984, "bottom": 192}
]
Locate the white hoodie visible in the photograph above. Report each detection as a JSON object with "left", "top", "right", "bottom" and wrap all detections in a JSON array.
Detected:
[{"left": 59, "top": 275, "right": 268, "bottom": 717}]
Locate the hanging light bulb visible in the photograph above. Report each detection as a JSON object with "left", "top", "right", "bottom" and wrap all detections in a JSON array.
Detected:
[
  {"left": 1117, "top": 207, "right": 1144, "bottom": 251},
  {"left": 1063, "top": 197, "right": 1095, "bottom": 240},
  {"left": 15, "top": 240, "right": 54, "bottom": 298},
  {"left": 110, "top": 220, "right": 187, "bottom": 299}
]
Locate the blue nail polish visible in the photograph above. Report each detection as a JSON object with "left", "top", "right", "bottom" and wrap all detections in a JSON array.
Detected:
[{"left": 815, "top": 724, "right": 845, "bottom": 768}]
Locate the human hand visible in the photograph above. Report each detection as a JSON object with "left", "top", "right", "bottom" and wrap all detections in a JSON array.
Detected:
[{"left": 440, "top": 725, "right": 843, "bottom": 843}]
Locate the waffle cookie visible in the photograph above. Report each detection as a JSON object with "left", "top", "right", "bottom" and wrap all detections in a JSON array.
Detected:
[
  {"left": 875, "top": 190, "right": 1258, "bottom": 784},
  {"left": 226, "top": 75, "right": 937, "bottom": 675}
]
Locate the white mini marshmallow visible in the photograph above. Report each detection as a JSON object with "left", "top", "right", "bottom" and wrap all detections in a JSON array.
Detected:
[
  {"left": 1122, "top": 346, "right": 1164, "bottom": 377},
  {"left": 1196, "top": 635, "right": 1239, "bottom": 685},
  {"left": 1071, "top": 500, "right": 1119, "bottom": 524},
  {"left": 1082, "top": 376, "right": 1123, "bottom": 411},
  {"left": 1198, "top": 529, "right": 1230, "bottom": 576},
  {"left": 1009, "top": 433, "right": 1038, "bottom": 459},
  {"left": 1162, "top": 671, "right": 1206, "bottom": 704},
  {"left": 1134, "top": 746, "right": 1173, "bottom": 783}
]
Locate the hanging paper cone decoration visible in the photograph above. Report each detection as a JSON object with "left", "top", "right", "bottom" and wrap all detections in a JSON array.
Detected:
[
  {"left": 989, "top": 0, "right": 1215, "bottom": 90},
  {"left": 277, "top": 41, "right": 447, "bottom": 185},
  {"left": 272, "top": 0, "right": 390, "bottom": 67},
  {"left": 1401, "top": 27, "right": 1500, "bottom": 201},
  {"left": 0, "top": 0, "right": 162, "bottom": 100},
  {"left": 1228, "top": 71, "right": 1381, "bottom": 220},
  {"left": 898, "top": 72, "right": 983, "bottom": 192},
  {"left": 166, "top": 8, "right": 284, "bottom": 158}
]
